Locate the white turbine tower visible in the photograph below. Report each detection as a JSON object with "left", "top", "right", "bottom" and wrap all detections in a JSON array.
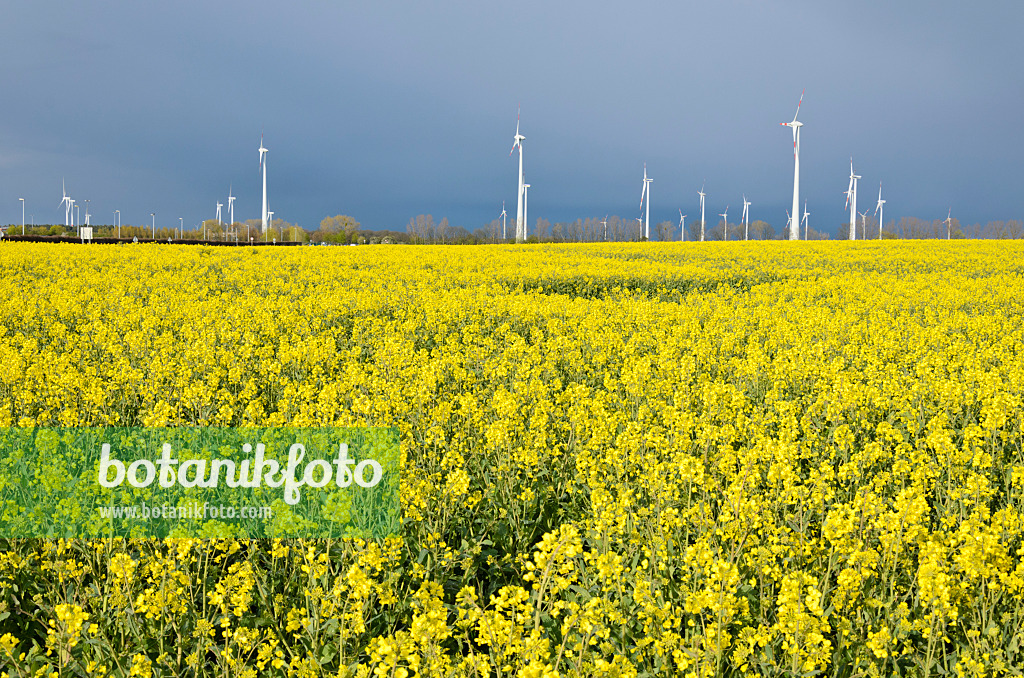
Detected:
[
  {"left": 780, "top": 89, "right": 804, "bottom": 240},
  {"left": 640, "top": 164, "right": 652, "bottom": 240},
  {"left": 945, "top": 208, "right": 953, "bottom": 239},
  {"left": 859, "top": 211, "right": 868, "bottom": 240},
  {"left": 802, "top": 201, "right": 810, "bottom": 239},
  {"left": 741, "top": 195, "right": 751, "bottom": 241},
  {"left": 523, "top": 183, "right": 531, "bottom": 239},
  {"left": 602, "top": 215, "right": 608, "bottom": 241},
  {"left": 678, "top": 210, "right": 686, "bottom": 241},
  {"left": 510, "top": 108, "right": 526, "bottom": 243},
  {"left": 499, "top": 202, "right": 507, "bottom": 240},
  {"left": 228, "top": 186, "right": 236, "bottom": 230},
  {"left": 698, "top": 182, "right": 706, "bottom": 242},
  {"left": 719, "top": 206, "right": 729, "bottom": 241},
  {"left": 874, "top": 183, "right": 885, "bottom": 240},
  {"left": 216, "top": 202, "right": 223, "bottom": 225},
  {"left": 845, "top": 158, "right": 860, "bottom": 240},
  {"left": 59, "top": 180, "right": 72, "bottom": 227},
  {"left": 259, "top": 134, "right": 269, "bottom": 235}
]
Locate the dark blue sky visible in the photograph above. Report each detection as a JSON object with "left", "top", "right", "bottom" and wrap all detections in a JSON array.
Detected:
[{"left": 2, "top": 1, "right": 1021, "bottom": 237}]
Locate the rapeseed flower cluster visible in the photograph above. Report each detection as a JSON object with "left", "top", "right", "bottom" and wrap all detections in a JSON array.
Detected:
[{"left": 0, "top": 241, "right": 1023, "bottom": 676}]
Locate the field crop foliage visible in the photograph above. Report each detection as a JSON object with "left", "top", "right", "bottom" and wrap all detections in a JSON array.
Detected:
[{"left": 1, "top": 241, "right": 1023, "bottom": 677}]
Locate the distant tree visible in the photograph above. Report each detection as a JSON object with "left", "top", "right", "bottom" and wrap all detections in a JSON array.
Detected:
[
  {"left": 241, "top": 219, "right": 262, "bottom": 242},
  {"left": 201, "top": 219, "right": 223, "bottom": 240},
  {"left": 270, "top": 218, "right": 305, "bottom": 242},
  {"left": 406, "top": 215, "right": 435, "bottom": 243},
  {"left": 535, "top": 218, "right": 551, "bottom": 241},
  {"left": 897, "top": 217, "right": 929, "bottom": 239},
  {"left": 436, "top": 217, "right": 451, "bottom": 243},
  {"left": 655, "top": 220, "right": 672, "bottom": 242},
  {"left": 564, "top": 219, "right": 581, "bottom": 242},
  {"left": 984, "top": 220, "right": 1006, "bottom": 239},
  {"left": 746, "top": 220, "right": 775, "bottom": 240},
  {"left": 474, "top": 219, "right": 501, "bottom": 243},
  {"left": 627, "top": 219, "right": 642, "bottom": 242},
  {"left": 318, "top": 215, "right": 360, "bottom": 244}
]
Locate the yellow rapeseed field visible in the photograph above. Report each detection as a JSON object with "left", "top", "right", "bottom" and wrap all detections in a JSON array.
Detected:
[{"left": 1, "top": 241, "right": 1023, "bottom": 677}]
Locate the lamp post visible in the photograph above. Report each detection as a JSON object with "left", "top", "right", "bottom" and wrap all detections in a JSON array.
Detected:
[
  {"left": 115, "top": 210, "right": 120, "bottom": 239},
  {"left": 19, "top": 198, "right": 24, "bottom": 235},
  {"left": 151, "top": 213, "right": 155, "bottom": 239},
  {"left": 179, "top": 217, "right": 183, "bottom": 240}
]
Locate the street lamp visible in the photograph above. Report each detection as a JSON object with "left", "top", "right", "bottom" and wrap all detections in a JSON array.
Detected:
[
  {"left": 19, "top": 198, "right": 24, "bottom": 235},
  {"left": 151, "top": 213, "right": 155, "bottom": 239},
  {"left": 115, "top": 210, "right": 120, "bottom": 239},
  {"left": 179, "top": 217, "right": 183, "bottom": 240}
]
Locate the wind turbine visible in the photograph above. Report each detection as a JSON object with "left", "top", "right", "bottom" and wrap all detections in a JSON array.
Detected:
[
  {"left": 602, "top": 215, "right": 608, "bottom": 241},
  {"left": 844, "top": 158, "right": 860, "bottom": 240},
  {"left": 640, "top": 164, "right": 652, "bottom": 240},
  {"left": 781, "top": 89, "right": 804, "bottom": 240},
  {"left": 874, "top": 183, "right": 885, "bottom": 240},
  {"left": 785, "top": 209, "right": 791, "bottom": 236},
  {"left": 678, "top": 210, "right": 686, "bottom": 241},
  {"left": 945, "top": 208, "right": 953, "bottom": 239},
  {"left": 59, "top": 180, "right": 72, "bottom": 227},
  {"left": 228, "top": 186, "right": 236, "bottom": 239},
  {"left": 719, "top": 206, "right": 729, "bottom": 241},
  {"left": 500, "top": 202, "right": 507, "bottom": 240},
  {"left": 510, "top": 108, "right": 526, "bottom": 243},
  {"left": 216, "top": 202, "right": 223, "bottom": 225},
  {"left": 741, "top": 196, "right": 751, "bottom": 241},
  {"left": 801, "top": 201, "right": 810, "bottom": 239},
  {"left": 259, "top": 134, "right": 269, "bottom": 235},
  {"left": 858, "top": 211, "right": 868, "bottom": 240},
  {"left": 698, "top": 182, "right": 706, "bottom": 242}
]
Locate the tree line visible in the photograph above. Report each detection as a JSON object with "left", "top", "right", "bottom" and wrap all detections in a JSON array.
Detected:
[{"left": 7, "top": 215, "right": 1023, "bottom": 243}]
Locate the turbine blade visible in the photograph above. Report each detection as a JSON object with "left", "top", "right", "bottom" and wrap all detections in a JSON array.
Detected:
[{"left": 793, "top": 88, "right": 804, "bottom": 121}]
